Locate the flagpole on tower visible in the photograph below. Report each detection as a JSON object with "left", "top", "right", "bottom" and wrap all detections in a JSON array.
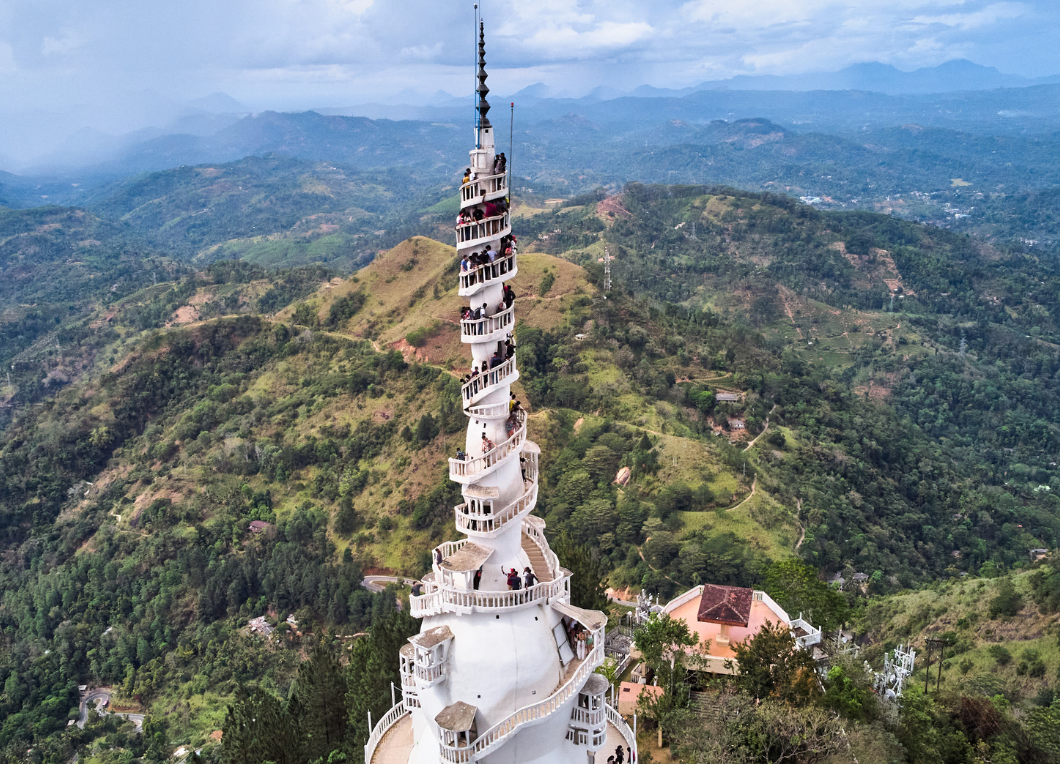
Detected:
[{"left": 509, "top": 102, "right": 514, "bottom": 207}]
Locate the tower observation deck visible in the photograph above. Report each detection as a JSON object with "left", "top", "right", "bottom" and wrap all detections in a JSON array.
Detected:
[{"left": 365, "top": 21, "right": 637, "bottom": 764}]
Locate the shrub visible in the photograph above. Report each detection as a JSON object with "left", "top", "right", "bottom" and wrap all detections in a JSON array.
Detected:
[
  {"left": 406, "top": 324, "right": 434, "bottom": 348},
  {"left": 989, "top": 580, "right": 1024, "bottom": 619},
  {"left": 539, "top": 271, "right": 556, "bottom": 295},
  {"left": 988, "top": 645, "right": 1012, "bottom": 666}
]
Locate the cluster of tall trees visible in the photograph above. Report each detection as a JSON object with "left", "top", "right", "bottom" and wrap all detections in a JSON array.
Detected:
[{"left": 222, "top": 612, "right": 418, "bottom": 764}]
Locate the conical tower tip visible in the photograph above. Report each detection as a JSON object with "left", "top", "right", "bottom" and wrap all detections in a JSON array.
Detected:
[{"left": 477, "top": 20, "right": 491, "bottom": 129}]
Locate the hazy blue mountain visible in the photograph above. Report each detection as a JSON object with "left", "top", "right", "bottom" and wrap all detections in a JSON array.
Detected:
[
  {"left": 696, "top": 59, "right": 1033, "bottom": 94},
  {"left": 187, "top": 92, "right": 249, "bottom": 113}
]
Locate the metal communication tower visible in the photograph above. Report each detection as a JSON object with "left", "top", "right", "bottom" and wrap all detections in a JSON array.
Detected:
[
  {"left": 873, "top": 643, "right": 916, "bottom": 700},
  {"left": 603, "top": 245, "right": 612, "bottom": 292}
]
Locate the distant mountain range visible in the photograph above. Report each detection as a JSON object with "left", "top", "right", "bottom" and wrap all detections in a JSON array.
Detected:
[{"left": 618, "top": 59, "right": 1060, "bottom": 98}]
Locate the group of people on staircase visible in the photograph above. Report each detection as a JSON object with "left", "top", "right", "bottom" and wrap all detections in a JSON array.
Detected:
[
  {"left": 459, "top": 334, "right": 517, "bottom": 398},
  {"left": 460, "top": 153, "right": 506, "bottom": 186},
  {"left": 459, "top": 284, "right": 515, "bottom": 327},
  {"left": 456, "top": 196, "right": 508, "bottom": 227},
  {"left": 460, "top": 233, "right": 517, "bottom": 280}
]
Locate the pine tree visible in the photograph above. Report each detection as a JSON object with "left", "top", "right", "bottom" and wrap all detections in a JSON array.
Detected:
[
  {"left": 256, "top": 689, "right": 300, "bottom": 764},
  {"left": 554, "top": 533, "right": 609, "bottom": 611},
  {"left": 290, "top": 646, "right": 350, "bottom": 763},
  {"left": 345, "top": 611, "right": 419, "bottom": 758}
]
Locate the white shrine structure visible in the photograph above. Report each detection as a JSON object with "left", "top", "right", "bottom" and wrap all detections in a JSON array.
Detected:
[{"left": 365, "top": 22, "right": 638, "bottom": 764}]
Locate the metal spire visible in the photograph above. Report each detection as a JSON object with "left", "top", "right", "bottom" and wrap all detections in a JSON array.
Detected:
[{"left": 477, "top": 21, "right": 491, "bottom": 129}]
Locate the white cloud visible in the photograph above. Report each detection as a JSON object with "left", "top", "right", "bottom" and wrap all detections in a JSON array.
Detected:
[
  {"left": 0, "top": 0, "right": 1056, "bottom": 125},
  {"left": 912, "top": 2, "right": 1026, "bottom": 29}
]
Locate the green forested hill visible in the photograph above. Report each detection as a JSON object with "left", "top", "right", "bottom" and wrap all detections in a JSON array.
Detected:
[
  {"left": 85, "top": 156, "right": 451, "bottom": 266},
  {"left": 517, "top": 185, "right": 1060, "bottom": 575},
  {"left": 6, "top": 186, "right": 1060, "bottom": 761}
]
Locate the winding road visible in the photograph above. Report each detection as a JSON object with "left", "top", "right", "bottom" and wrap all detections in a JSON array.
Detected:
[
  {"left": 77, "top": 689, "right": 144, "bottom": 733},
  {"left": 361, "top": 575, "right": 419, "bottom": 593}
]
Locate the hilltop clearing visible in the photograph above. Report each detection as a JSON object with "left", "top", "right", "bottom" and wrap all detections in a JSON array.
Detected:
[{"left": 275, "top": 236, "right": 592, "bottom": 367}]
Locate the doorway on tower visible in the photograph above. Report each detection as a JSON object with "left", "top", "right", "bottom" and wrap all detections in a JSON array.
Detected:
[
  {"left": 557, "top": 615, "right": 595, "bottom": 663},
  {"left": 553, "top": 620, "right": 575, "bottom": 665}
]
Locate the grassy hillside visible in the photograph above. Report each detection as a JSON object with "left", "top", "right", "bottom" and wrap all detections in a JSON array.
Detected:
[{"left": 860, "top": 558, "right": 1060, "bottom": 704}]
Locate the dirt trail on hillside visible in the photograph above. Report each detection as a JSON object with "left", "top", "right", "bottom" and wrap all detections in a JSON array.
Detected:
[
  {"left": 778, "top": 286, "right": 804, "bottom": 339},
  {"left": 726, "top": 476, "right": 757, "bottom": 513},
  {"left": 742, "top": 404, "right": 777, "bottom": 452}
]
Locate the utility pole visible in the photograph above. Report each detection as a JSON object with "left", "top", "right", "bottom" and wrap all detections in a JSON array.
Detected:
[
  {"left": 603, "top": 245, "right": 612, "bottom": 293},
  {"left": 924, "top": 637, "right": 946, "bottom": 693}
]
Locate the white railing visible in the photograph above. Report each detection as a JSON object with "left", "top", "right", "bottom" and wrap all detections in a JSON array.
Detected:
[
  {"left": 460, "top": 304, "right": 514, "bottom": 343},
  {"left": 414, "top": 661, "right": 447, "bottom": 685},
  {"left": 434, "top": 538, "right": 471, "bottom": 561},
  {"left": 461, "top": 172, "right": 507, "bottom": 203},
  {"left": 364, "top": 701, "right": 409, "bottom": 764},
  {"left": 523, "top": 516, "right": 562, "bottom": 580},
  {"left": 466, "top": 401, "right": 511, "bottom": 418},
  {"left": 437, "top": 628, "right": 605, "bottom": 763},
  {"left": 399, "top": 646, "right": 416, "bottom": 686},
  {"left": 459, "top": 252, "right": 516, "bottom": 294},
  {"left": 456, "top": 213, "right": 510, "bottom": 246},
  {"left": 603, "top": 651, "right": 632, "bottom": 680},
  {"left": 448, "top": 413, "right": 526, "bottom": 483},
  {"left": 791, "top": 617, "right": 822, "bottom": 648},
  {"left": 605, "top": 704, "right": 638, "bottom": 762},
  {"left": 462, "top": 356, "right": 517, "bottom": 407},
  {"left": 570, "top": 706, "right": 605, "bottom": 727},
  {"left": 410, "top": 570, "right": 571, "bottom": 619},
  {"left": 455, "top": 481, "right": 537, "bottom": 536},
  {"left": 752, "top": 590, "right": 791, "bottom": 622}
]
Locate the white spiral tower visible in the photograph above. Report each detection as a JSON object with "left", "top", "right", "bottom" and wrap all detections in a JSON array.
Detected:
[{"left": 365, "top": 21, "right": 637, "bottom": 764}]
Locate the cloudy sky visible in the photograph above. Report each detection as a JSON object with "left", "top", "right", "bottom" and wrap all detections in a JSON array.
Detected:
[{"left": 0, "top": 0, "right": 1056, "bottom": 123}]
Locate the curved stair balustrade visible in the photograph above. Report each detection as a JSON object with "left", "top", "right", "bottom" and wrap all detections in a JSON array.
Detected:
[
  {"left": 606, "top": 705, "right": 637, "bottom": 760},
  {"left": 461, "top": 172, "right": 507, "bottom": 204},
  {"left": 435, "top": 630, "right": 605, "bottom": 763},
  {"left": 456, "top": 212, "right": 510, "bottom": 248},
  {"left": 461, "top": 355, "right": 517, "bottom": 408},
  {"left": 364, "top": 700, "right": 409, "bottom": 764},
  {"left": 448, "top": 412, "right": 526, "bottom": 483},
  {"left": 455, "top": 480, "right": 537, "bottom": 536},
  {"left": 459, "top": 251, "right": 517, "bottom": 296},
  {"left": 465, "top": 401, "right": 511, "bottom": 418},
  {"left": 460, "top": 304, "right": 515, "bottom": 344},
  {"left": 522, "top": 516, "right": 562, "bottom": 581},
  {"left": 409, "top": 568, "right": 572, "bottom": 619}
]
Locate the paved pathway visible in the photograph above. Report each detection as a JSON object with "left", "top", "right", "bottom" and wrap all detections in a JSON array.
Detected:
[{"left": 77, "top": 689, "right": 144, "bottom": 733}]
